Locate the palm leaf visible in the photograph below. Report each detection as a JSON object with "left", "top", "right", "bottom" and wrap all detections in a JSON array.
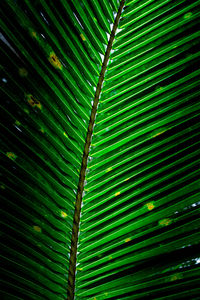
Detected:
[{"left": 0, "top": 0, "right": 200, "bottom": 299}]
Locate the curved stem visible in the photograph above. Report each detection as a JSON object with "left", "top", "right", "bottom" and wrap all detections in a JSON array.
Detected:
[{"left": 67, "top": 1, "right": 126, "bottom": 299}]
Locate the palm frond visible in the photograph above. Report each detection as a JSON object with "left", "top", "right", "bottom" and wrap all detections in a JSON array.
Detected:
[{"left": 0, "top": 0, "right": 200, "bottom": 299}]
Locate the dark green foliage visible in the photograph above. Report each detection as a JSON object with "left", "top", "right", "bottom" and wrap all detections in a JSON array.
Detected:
[{"left": 0, "top": 0, "right": 200, "bottom": 299}]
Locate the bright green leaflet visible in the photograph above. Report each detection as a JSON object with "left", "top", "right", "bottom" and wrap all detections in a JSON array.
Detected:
[{"left": 0, "top": 0, "right": 200, "bottom": 299}]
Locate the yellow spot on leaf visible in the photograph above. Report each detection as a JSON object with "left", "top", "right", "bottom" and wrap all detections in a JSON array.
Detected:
[
  {"left": 80, "top": 33, "right": 86, "bottom": 41},
  {"left": 159, "top": 218, "right": 172, "bottom": 227},
  {"left": 15, "top": 120, "right": 21, "bottom": 126},
  {"left": 26, "top": 94, "right": 42, "bottom": 110},
  {"left": 184, "top": 12, "right": 192, "bottom": 19},
  {"left": 61, "top": 211, "right": 67, "bottom": 218},
  {"left": 170, "top": 273, "right": 183, "bottom": 281},
  {"left": 64, "top": 132, "right": 68, "bottom": 138},
  {"left": 108, "top": 256, "right": 112, "bottom": 260},
  {"left": 6, "top": 152, "right": 17, "bottom": 161},
  {"left": 19, "top": 68, "right": 28, "bottom": 77},
  {"left": 115, "top": 192, "right": 120, "bottom": 196},
  {"left": 77, "top": 267, "right": 83, "bottom": 271},
  {"left": 157, "top": 86, "right": 163, "bottom": 91},
  {"left": 125, "top": 238, "right": 131, "bottom": 243},
  {"left": 145, "top": 202, "right": 155, "bottom": 211},
  {"left": 124, "top": 177, "right": 130, "bottom": 181},
  {"left": 106, "top": 167, "right": 112, "bottom": 172},
  {"left": 33, "top": 225, "right": 42, "bottom": 232},
  {"left": 153, "top": 131, "right": 166, "bottom": 138},
  {"left": 0, "top": 185, "right": 5, "bottom": 190},
  {"left": 49, "top": 52, "right": 62, "bottom": 70},
  {"left": 40, "top": 128, "right": 45, "bottom": 133},
  {"left": 94, "top": 297, "right": 97, "bottom": 300},
  {"left": 30, "top": 31, "right": 37, "bottom": 39}
]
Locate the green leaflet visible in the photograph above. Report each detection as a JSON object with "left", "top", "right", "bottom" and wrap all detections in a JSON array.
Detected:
[{"left": 0, "top": 0, "right": 200, "bottom": 300}]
